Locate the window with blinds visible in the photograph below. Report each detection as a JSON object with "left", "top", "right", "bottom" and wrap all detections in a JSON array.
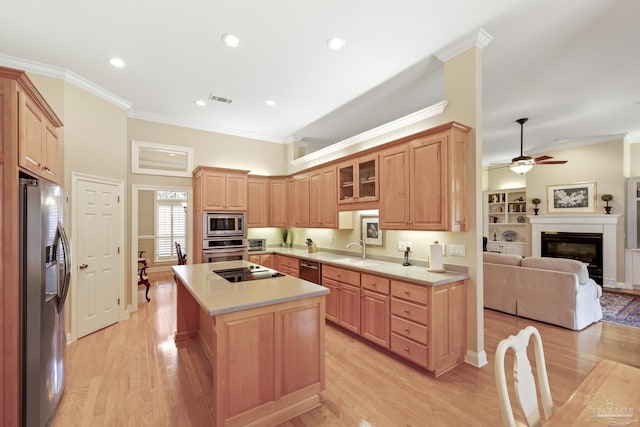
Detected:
[{"left": 155, "top": 191, "right": 187, "bottom": 263}]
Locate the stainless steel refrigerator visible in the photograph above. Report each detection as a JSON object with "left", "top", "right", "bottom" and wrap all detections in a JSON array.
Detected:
[{"left": 19, "top": 175, "right": 70, "bottom": 427}]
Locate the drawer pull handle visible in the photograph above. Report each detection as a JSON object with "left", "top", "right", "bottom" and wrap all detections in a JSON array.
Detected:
[
  {"left": 371, "top": 282, "right": 376, "bottom": 286},
  {"left": 404, "top": 346, "right": 410, "bottom": 352},
  {"left": 403, "top": 290, "right": 410, "bottom": 295},
  {"left": 403, "top": 309, "right": 410, "bottom": 314},
  {"left": 403, "top": 327, "right": 410, "bottom": 332}
]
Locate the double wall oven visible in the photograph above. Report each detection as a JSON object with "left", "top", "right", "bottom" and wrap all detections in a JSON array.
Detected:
[{"left": 202, "top": 212, "right": 248, "bottom": 262}]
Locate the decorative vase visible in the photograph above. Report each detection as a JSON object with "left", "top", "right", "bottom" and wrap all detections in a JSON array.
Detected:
[
  {"left": 604, "top": 206, "right": 612, "bottom": 214},
  {"left": 533, "top": 208, "right": 539, "bottom": 216}
]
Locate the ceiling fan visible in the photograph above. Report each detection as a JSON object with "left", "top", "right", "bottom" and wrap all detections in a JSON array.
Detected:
[{"left": 510, "top": 118, "right": 567, "bottom": 174}]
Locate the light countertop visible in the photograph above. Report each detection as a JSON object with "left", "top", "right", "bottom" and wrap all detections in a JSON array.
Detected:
[
  {"left": 250, "top": 247, "right": 470, "bottom": 286},
  {"left": 172, "top": 261, "right": 329, "bottom": 316}
]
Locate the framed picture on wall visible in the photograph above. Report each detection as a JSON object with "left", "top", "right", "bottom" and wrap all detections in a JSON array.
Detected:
[
  {"left": 361, "top": 216, "right": 383, "bottom": 247},
  {"left": 547, "top": 182, "right": 596, "bottom": 213}
]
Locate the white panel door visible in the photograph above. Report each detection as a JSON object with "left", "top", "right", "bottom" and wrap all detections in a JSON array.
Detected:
[{"left": 76, "top": 179, "right": 120, "bottom": 338}]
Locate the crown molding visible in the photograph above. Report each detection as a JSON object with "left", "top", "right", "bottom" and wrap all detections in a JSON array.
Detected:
[
  {"left": 128, "top": 110, "right": 286, "bottom": 144},
  {"left": 624, "top": 132, "right": 640, "bottom": 144},
  {"left": 0, "top": 53, "right": 132, "bottom": 110},
  {"left": 434, "top": 28, "right": 494, "bottom": 62},
  {"left": 290, "top": 100, "right": 448, "bottom": 166}
]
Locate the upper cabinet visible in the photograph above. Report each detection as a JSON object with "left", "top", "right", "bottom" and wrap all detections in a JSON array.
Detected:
[
  {"left": 193, "top": 166, "right": 248, "bottom": 211},
  {"left": 379, "top": 123, "right": 470, "bottom": 231},
  {"left": 337, "top": 155, "right": 379, "bottom": 209},
  {"left": 310, "top": 166, "right": 337, "bottom": 228},
  {"left": 268, "top": 177, "right": 288, "bottom": 228},
  {"left": 288, "top": 173, "right": 310, "bottom": 227},
  {"left": 17, "top": 85, "right": 63, "bottom": 184},
  {"left": 247, "top": 176, "right": 269, "bottom": 227}
]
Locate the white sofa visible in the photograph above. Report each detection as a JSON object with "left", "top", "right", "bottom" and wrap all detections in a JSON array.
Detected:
[{"left": 483, "top": 252, "right": 603, "bottom": 330}]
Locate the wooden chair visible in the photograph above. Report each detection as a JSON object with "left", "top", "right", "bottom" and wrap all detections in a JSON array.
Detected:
[
  {"left": 138, "top": 264, "right": 151, "bottom": 302},
  {"left": 495, "top": 326, "right": 554, "bottom": 427},
  {"left": 174, "top": 242, "right": 187, "bottom": 284}
]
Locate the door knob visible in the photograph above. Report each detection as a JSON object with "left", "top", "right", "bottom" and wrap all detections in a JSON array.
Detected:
[{"left": 79, "top": 264, "right": 88, "bottom": 269}]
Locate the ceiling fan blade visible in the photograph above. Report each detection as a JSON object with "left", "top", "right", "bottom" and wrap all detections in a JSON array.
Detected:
[
  {"left": 534, "top": 155, "right": 553, "bottom": 161},
  {"left": 536, "top": 160, "right": 568, "bottom": 165}
]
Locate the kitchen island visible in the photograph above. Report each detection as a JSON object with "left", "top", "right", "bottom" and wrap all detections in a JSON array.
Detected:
[{"left": 172, "top": 261, "right": 329, "bottom": 427}]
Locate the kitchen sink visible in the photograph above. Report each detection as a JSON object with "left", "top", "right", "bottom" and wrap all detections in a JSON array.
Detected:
[{"left": 332, "top": 258, "right": 380, "bottom": 268}]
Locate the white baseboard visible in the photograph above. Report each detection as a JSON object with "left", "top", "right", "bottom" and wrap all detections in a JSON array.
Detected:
[{"left": 465, "top": 350, "right": 488, "bottom": 368}]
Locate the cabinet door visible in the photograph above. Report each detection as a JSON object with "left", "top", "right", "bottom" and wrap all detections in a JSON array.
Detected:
[
  {"left": 260, "top": 254, "right": 274, "bottom": 269},
  {"left": 361, "top": 290, "right": 390, "bottom": 349},
  {"left": 486, "top": 242, "right": 502, "bottom": 253},
  {"left": 356, "top": 155, "right": 378, "bottom": 203},
  {"left": 379, "top": 144, "right": 410, "bottom": 229},
  {"left": 321, "top": 167, "right": 337, "bottom": 227},
  {"left": 269, "top": 178, "right": 287, "bottom": 227},
  {"left": 409, "top": 133, "right": 447, "bottom": 230},
  {"left": 339, "top": 283, "right": 361, "bottom": 334},
  {"left": 289, "top": 175, "right": 309, "bottom": 227},
  {"left": 202, "top": 171, "right": 227, "bottom": 210},
  {"left": 43, "top": 122, "right": 61, "bottom": 184},
  {"left": 430, "top": 281, "right": 466, "bottom": 375},
  {"left": 19, "top": 90, "right": 45, "bottom": 173},
  {"left": 247, "top": 176, "right": 269, "bottom": 226},
  {"left": 309, "top": 170, "right": 323, "bottom": 227},
  {"left": 337, "top": 162, "right": 355, "bottom": 203},
  {"left": 323, "top": 278, "right": 340, "bottom": 323},
  {"left": 226, "top": 173, "right": 248, "bottom": 210},
  {"left": 503, "top": 244, "right": 523, "bottom": 256}
]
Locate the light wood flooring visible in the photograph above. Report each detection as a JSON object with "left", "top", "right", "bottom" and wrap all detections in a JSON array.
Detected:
[{"left": 52, "top": 272, "right": 640, "bottom": 426}]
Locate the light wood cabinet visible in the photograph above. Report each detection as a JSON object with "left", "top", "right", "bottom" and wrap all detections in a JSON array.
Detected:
[
  {"left": 17, "top": 85, "right": 63, "bottom": 184},
  {"left": 360, "top": 274, "right": 390, "bottom": 349},
  {"left": 278, "top": 255, "right": 299, "bottom": 277},
  {"left": 310, "top": 166, "right": 337, "bottom": 228},
  {"left": 1, "top": 67, "right": 64, "bottom": 425},
  {"left": 322, "top": 265, "right": 361, "bottom": 334},
  {"left": 379, "top": 123, "right": 470, "bottom": 231},
  {"left": 269, "top": 177, "right": 288, "bottom": 227},
  {"left": 194, "top": 166, "right": 248, "bottom": 211},
  {"left": 247, "top": 175, "right": 269, "bottom": 227},
  {"left": 337, "top": 154, "right": 379, "bottom": 209},
  {"left": 248, "top": 253, "right": 275, "bottom": 268},
  {"left": 288, "top": 174, "right": 310, "bottom": 227}
]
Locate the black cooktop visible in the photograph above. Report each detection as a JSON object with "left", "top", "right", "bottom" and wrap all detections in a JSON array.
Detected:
[{"left": 215, "top": 264, "right": 285, "bottom": 283}]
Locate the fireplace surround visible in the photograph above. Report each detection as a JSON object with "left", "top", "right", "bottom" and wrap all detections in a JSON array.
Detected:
[{"left": 530, "top": 214, "right": 621, "bottom": 287}]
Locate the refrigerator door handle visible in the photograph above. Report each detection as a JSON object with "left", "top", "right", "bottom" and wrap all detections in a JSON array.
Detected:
[{"left": 56, "top": 222, "right": 71, "bottom": 313}]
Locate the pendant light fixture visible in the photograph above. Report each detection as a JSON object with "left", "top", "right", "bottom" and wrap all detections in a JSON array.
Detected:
[{"left": 510, "top": 118, "right": 535, "bottom": 174}]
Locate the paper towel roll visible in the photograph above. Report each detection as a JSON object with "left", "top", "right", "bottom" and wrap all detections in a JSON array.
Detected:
[{"left": 428, "top": 243, "right": 445, "bottom": 272}]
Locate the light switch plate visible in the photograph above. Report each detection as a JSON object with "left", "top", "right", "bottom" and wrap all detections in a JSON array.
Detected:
[
  {"left": 397, "top": 241, "right": 406, "bottom": 251},
  {"left": 449, "top": 244, "right": 466, "bottom": 257}
]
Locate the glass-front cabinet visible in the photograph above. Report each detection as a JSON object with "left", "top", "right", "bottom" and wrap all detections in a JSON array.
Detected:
[{"left": 338, "top": 155, "right": 378, "bottom": 205}]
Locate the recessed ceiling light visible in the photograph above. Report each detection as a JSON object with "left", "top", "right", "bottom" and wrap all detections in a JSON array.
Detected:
[
  {"left": 195, "top": 100, "right": 207, "bottom": 107},
  {"left": 221, "top": 33, "right": 240, "bottom": 48},
  {"left": 265, "top": 99, "right": 277, "bottom": 107},
  {"left": 109, "top": 57, "right": 126, "bottom": 68},
  {"left": 327, "top": 37, "right": 346, "bottom": 51}
]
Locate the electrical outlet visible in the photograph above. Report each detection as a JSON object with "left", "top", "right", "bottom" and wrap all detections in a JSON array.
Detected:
[
  {"left": 405, "top": 241, "right": 412, "bottom": 251},
  {"left": 397, "top": 241, "right": 406, "bottom": 251},
  {"left": 449, "top": 244, "right": 466, "bottom": 257}
]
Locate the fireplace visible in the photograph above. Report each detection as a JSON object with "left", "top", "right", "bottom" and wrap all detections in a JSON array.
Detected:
[{"left": 541, "top": 232, "right": 603, "bottom": 285}]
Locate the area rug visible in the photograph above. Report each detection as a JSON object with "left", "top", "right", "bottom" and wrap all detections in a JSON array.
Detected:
[{"left": 600, "top": 290, "right": 640, "bottom": 328}]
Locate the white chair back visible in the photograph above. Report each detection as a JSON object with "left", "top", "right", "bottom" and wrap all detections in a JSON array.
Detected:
[{"left": 495, "top": 326, "right": 554, "bottom": 427}]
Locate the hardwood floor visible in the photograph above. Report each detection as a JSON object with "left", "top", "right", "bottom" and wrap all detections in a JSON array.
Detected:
[{"left": 52, "top": 272, "right": 640, "bottom": 426}]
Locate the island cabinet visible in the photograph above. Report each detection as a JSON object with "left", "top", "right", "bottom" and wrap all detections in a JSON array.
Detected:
[
  {"left": 379, "top": 123, "right": 470, "bottom": 231},
  {"left": 288, "top": 173, "right": 310, "bottom": 227},
  {"left": 309, "top": 165, "right": 338, "bottom": 228},
  {"left": 390, "top": 279, "right": 467, "bottom": 377},
  {"left": 322, "top": 265, "right": 361, "bottom": 333},
  {"left": 360, "top": 273, "right": 390, "bottom": 349},
  {"left": 193, "top": 166, "right": 249, "bottom": 211},
  {"left": 337, "top": 154, "right": 379, "bottom": 209},
  {"left": 247, "top": 175, "right": 269, "bottom": 227},
  {"left": 268, "top": 177, "right": 288, "bottom": 227}
]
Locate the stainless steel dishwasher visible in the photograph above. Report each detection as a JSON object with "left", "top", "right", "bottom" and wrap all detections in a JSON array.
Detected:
[{"left": 299, "top": 260, "right": 321, "bottom": 284}]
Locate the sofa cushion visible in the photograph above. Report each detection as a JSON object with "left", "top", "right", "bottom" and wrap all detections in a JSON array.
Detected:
[
  {"left": 521, "top": 257, "right": 589, "bottom": 285},
  {"left": 483, "top": 252, "right": 523, "bottom": 266}
]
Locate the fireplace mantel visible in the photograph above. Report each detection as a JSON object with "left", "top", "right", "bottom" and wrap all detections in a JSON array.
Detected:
[{"left": 529, "top": 214, "right": 621, "bottom": 287}]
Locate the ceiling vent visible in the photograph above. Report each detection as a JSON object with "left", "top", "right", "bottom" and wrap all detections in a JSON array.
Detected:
[{"left": 208, "top": 94, "right": 233, "bottom": 104}]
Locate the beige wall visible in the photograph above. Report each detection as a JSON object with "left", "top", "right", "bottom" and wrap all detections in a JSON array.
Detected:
[{"left": 488, "top": 139, "right": 626, "bottom": 283}]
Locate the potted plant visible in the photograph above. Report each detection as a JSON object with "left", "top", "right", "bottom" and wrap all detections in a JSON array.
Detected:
[
  {"left": 281, "top": 228, "right": 290, "bottom": 247},
  {"left": 531, "top": 198, "right": 541, "bottom": 215},
  {"left": 601, "top": 194, "right": 613, "bottom": 214}
]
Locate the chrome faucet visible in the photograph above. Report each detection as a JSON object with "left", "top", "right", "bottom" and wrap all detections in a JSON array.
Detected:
[{"left": 346, "top": 240, "right": 367, "bottom": 260}]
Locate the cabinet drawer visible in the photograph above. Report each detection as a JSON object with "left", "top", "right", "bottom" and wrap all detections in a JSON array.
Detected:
[
  {"left": 391, "top": 315, "right": 427, "bottom": 344},
  {"left": 322, "top": 265, "right": 360, "bottom": 286},
  {"left": 390, "top": 332, "right": 428, "bottom": 368},
  {"left": 279, "top": 256, "right": 298, "bottom": 269},
  {"left": 390, "top": 280, "right": 428, "bottom": 305},
  {"left": 280, "top": 266, "right": 298, "bottom": 277},
  {"left": 390, "top": 298, "right": 428, "bottom": 325},
  {"left": 361, "top": 274, "right": 390, "bottom": 294}
]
